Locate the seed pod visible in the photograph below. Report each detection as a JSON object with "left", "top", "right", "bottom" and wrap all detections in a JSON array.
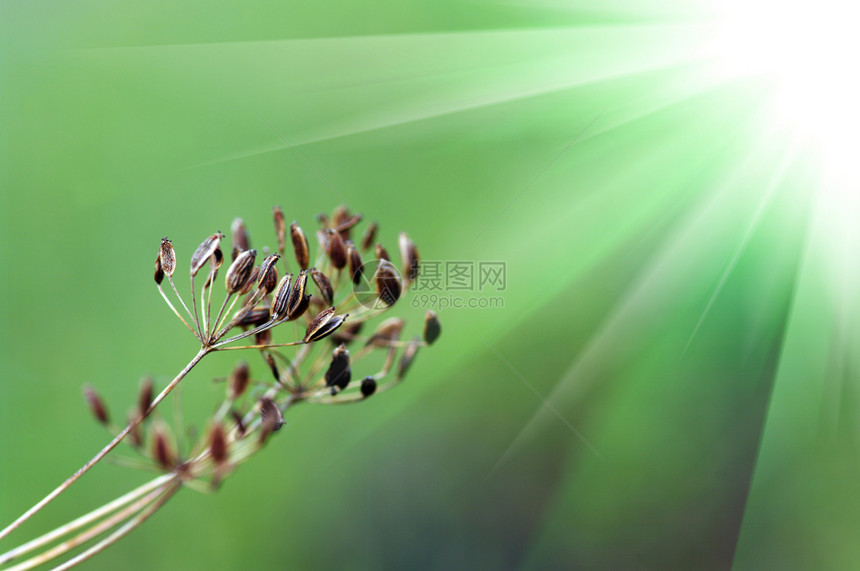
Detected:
[
  {"left": 366, "top": 317, "right": 405, "bottom": 347},
  {"left": 375, "top": 259, "right": 402, "bottom": 306},
  {"left": 424, "top": 310, "right": 441, "bottom": 345},
  {"left": 326, "top": 229, "right": 347, "bottom": 270},
  {"left": 225, "top": 249, "right": 257, "bottom": 294},
  {"left": 332, "top": 205, "right": 350, "bottom": 231},
  {"left": 159, "top": 237, "right": 176, "bottom": 278},
  {"left": 138, "top": 377, "right": 154, "bottom": 417},
  {"left": 229, "top": 361, "right": 250, "bottom": 399},
  {"left": 375, "top": 243, "right": 390, "bottom": 261},
  {"left": 190, "top": 232, "right": 225, "bottom": 277},
  {"left": 360, "top": 376, "right": 377, "bottom": 398},
  {"left": 398, "top": 339, "right": 420, "bottom": 380},
  {"left": 238, "top": 266, "right": 260, "bottom": 295},
  {"left": 259, "top": 397, "right": 284, "bottom": 443},
  {"left": 210, "top": 247, "right": 224, "bottom": 271},
  {"left": 361, "top": 222, "right": 378, "bottom": 251},
  {"left": 286, "top": 270, "right": 308, "bottom": 320},
  {"left": 336, "top": 213, "right": 363, "bottom": 241},
  {"left": 273, "top": 206, "right": 286, "bottom": 255},
  {"left": 347, "top": 242, "right": 363, "bottom": 285},
  {"left": 310, "top": 268, "right": 334, "bottom": 305},
  {"left": 83, "top": 385, "right": 109, "bottom": 425},
  {"left": 290, "top": 222, "right": 310, "bottom": 270},
  {"left": 270, "top": 274, "right": 293, "bottom": 318},
  {"left": 153, "top": 427, "right": 176, "bottom": 470},
  {"left": 209, "top": 423, "right": 228, "bottom": 465},
  {"left": 154, "top": 254, "right": 164, "bottom": 285},
  {"left": 303, "top": 308, "right": 349, "bottom": 343},
  {"left": 399, "top": 232, "right": 420, "bottom": 283},
  {"left": 325, "top": 344, "right": 351, "bottom": 391},
  {"left": 331, "top": 320, "right": 363, "bottom": 345},
  {"left": 257, "top": 254, "right": 280, "bottom": 293},
  {"left": 235, "top": 307, "right": 270, "bottom": 327},
  {"left": 231, "top": 218, "right": 250, "bottom": 257}
]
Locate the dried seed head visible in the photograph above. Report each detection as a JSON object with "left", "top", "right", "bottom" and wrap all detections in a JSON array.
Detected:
[
  {"left": 273, "top": 206, "right": 286, "bottom": 255},
  {"left": 225, "top": 249, "right": 257, "bottom": 294},
  {"left": 360, "top": 376, "right": 377, "bottom": 398},
  {"left": 84, "top": 385, "right": 109, "bottom": 425},
  {"left": 270, "top": 274, "right": 293, "bottom": 318},
  {"left": 259, "top": 397, "right": 284, "bottom": 443},
  {"left": 424, "top": 310, "right": 441, "bottom": 345},
  {"left": 286, "top": 270, "right": 308, "bottom": 320},
  {"left": 231, "top": 218, "right": 250, "bottom": 256},
  {"left": 138, "top": 377, "right": 154, "bottom": 417},
  {"left": 366, "top": 317, "right": 405, "bottom": 347},
  {"left": 190, "top": 232, "right": 225, "bottom": 277},
  {"left": 399, "top": 232, "right": 420, "bottom": 283},
  {"left": 326, "top": 229, "right": 347, "bottom": 270},
  {"left": 361, "top": 222, "right": 378, "bottom": 251},
  {"left": 347, "top": 242, "right": 363, "bottom": 285},
  {"left": 153, "top": 427, "right": 176, "bottom": 470},
  {"left": 229, "top": 361, "right": 250, "bottom": 399},
  {"left": 239, "top": 266, "right": 260, "bottom": 295},
  {"left": 290, "top": 222, "right": 310, "bottom": 270},
  {"left": 257, "top": 254, "right": 281, "bottom": 294},
  {"left": 303, "top": 308, "right": 349, "bottom": 343},
  {"left": 375, "top": 243, "right": 390, "bottom": 261},
  {"left": 310, "top": 268, "right": 334, "bottom": 306},
  {"left": 325, "top": 344, "right": 351, "bottom": 391},
  {"left": 331, "top": 320, "right": 363, "bottom": 345},
  {"left": 209, "top": 423, "right": 228, "bottom": 465},
  {"left": 159, "top": 237, "right": 176, "bottom": 278},
  {"left": 154, "top": 254, "right": 164, "bottom": 285},
  {"left": 375, "top": 259, "right": 402, "bottom": 306},
  {"left": 398, "top": 339, "right": 420, "bottom": 380}
]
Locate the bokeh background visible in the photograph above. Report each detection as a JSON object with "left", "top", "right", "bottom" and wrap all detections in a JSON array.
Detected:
[{"left": 2, "top": 1, "right": 859, "bottom": 569}]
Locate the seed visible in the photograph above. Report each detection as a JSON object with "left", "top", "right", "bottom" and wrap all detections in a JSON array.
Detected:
[
  {"left": 138, "top": 377, "right": 154, "bottom": 417},
  {"left": 325, "top": 344, "right": 351, "bottom": 391},
  {"left": 159, "top": 237, "right": 176, "bottom": 278},
  {"left": 273, "top": 206, "right": 286, "bottom": 255},
  {"left": 347, "top": 242, "right": 363, "bottom": 285},
  {"left": 153, "top": 428, "right": 176, "bottom": 470},
  {"left": 326, "top": 229, "right": 347, "bottom": 270},
  {"left": 399, "top": 233, "right": 420, "bottom": 283},
  {"left": 229, "top": 361, "right": 250, "bottom": 399},
  {"left": 270, "top": 274, "right": 293, "bottom": 318},
  {"left": 190, "top": 232, "right": 225, "bottom": 277},
  {"left": 286, "top": 270, "right": 308, "bottom": 320},
  {"left": 209, "top": 423, "right": 228, "bottom": 465},
  {"left": 310, "top": 268, "right": 334, "bottom": 306},
  {"left": 257, "top": 254, "right": 281, "bottom": 294},
  {"left": 259, "top": 397, "right": 284, "bottom": 443},
  {"left": 290, "top": 222, "right": 310, "bottom": 270},
  {"left": 83, "top": 385, "right": 109, "bottom": 425},
  {"left": 303, "top": 308, "right": 349, "bottom": 343},
  {"left": 423, "top": 311, "right": 441, "bottom": 345},
  {"left": 225, "top": 249, "right": 257, "bottom": 294},
  {"left": 365, "top": 317, "right": 405, "bottom": 346},
  {"left": 375, "top": 259, "right": 402, "bottom": 306},
  {"left": 398, "top": 339, "right": 420, "bottom": 380},
  {"left": 375, "top": 243, "right": 390, "bottom": 261},
  {"left": 154, "top": 254, "right": 164, "bottom": 285},
  {"left": 361, "top": 222, "right": 378, "bottom": 251},
  {"left": 231, "top": 218, "right": 250, "bottom": 255},
  {"left": 360, "top": 376, "right": 377, "bottom": 398}
]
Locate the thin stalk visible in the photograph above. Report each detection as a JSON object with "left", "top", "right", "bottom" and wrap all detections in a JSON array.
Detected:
[
  {"left": 168, "top": 276, "right": 201, "bottom": 338},
  {"left": 0, "top": 348, "right": 209, "bottom": 542},
  {"left": 51, "top": 481, "right": 182, "bottom": 571},
  {"left": 157, "top": 285, "right": 201, "bottom": 341},
  {"left": 0, "top": 474, "right": 173, "bottom": 566}
]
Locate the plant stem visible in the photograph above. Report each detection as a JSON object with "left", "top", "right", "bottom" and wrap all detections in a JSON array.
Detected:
[{"left": 0, "top": 348, "right": 209, "bottom": 543}]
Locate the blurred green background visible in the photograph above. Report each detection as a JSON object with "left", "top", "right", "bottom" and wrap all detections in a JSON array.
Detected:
[{"left": 3, "top": 1, "right": 859, "bottom": 569}]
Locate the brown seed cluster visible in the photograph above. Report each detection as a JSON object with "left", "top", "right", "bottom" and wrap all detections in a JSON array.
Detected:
[{"left": 88, "top": 205, "right": 440, "bottom": 490}]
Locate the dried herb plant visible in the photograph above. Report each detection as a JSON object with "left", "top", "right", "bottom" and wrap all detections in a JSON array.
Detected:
[{"left": 0, "top": 206, "right": 439, "bottom": 570}]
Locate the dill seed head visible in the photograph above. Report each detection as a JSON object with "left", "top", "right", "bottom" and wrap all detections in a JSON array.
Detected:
[
  {"left": 375, "top": 243, "right": 390, "bottom": 262},
  {"left": 138, "top": 377, "right": 154, "bottom": 417},
  {"left": 190, "top": 232, "right": 225, "bottom": 277},
  {"left": 361, "top": 222, "right": 378, "bottom": 251},
  {"left": 83, "top": 385, "right": 109, "bottom": 425},
  {"left": 225, "top": 249, "right": 257, "bottom": 294},
  {"left": 375, "top": 259, "right": 402, "bottom": 306},
  {"left": 209, "top": 423, "right": 228, "bottom": 465},
  {"left": 347, "top": 242, "right": 363, "bottom": 285},
  {"left": 270, "top": 274, "right": 294, "bottom": 318},
  {"left": 423, "top": 311, "right": 441, "bottom": 346},
  {"left": 229, "top": 361, "right": 250, "bottom": 400},
  {"left": 257, "top": 253, "right": 280, "bottom": 294},
  {"left": 360, "top": 376, "right": 377, "bottom": 398},
  {"left": 290, "top": 222, "right": 310, "bottom": 270},
  {"left": 273, "top": 206, "right": 286, "bottom": 255},
  {"left": 304, "top": 307, "right": 348, "bottom": 343},
  {"left": 159, "top": 237, "right": 176, "bottom": 278},
  {"left": 326, "top": 229, "right": 348, "bottom": 270},
  {"left": 310, "top": 268, "right": 334, "bottom": 306},
  {"left": 325, "top": 344, "right": 351, "bottom": 391}
]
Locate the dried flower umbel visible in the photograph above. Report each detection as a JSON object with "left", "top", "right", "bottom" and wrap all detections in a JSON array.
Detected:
[{"left": 0, "top": 205, "right": 439, "bottom": 570}]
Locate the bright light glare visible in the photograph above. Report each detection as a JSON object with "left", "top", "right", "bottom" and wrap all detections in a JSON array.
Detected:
[{"left": 710, "top": 0, "right": 860, "bottom": 184}]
